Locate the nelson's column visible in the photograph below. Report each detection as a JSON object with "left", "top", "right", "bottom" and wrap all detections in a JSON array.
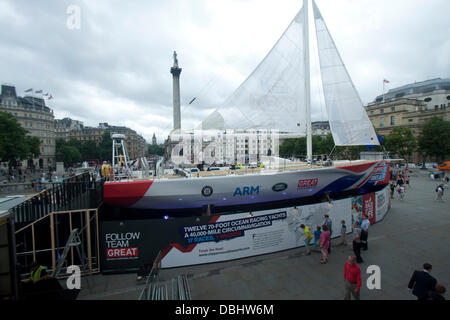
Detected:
[{"left": 171, "top": 51, "right": 182, "bottom": 131}]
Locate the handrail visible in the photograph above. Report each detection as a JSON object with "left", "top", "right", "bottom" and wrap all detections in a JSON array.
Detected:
[
  {"left": 138, "top": 250, "right": 163, "bottom": 300},
  {"left": 15, "top": 208, "right": 98, "bottom": 234}
]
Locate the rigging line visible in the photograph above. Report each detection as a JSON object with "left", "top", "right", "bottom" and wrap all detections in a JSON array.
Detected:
[{"left": 180, "top": 64, "right": 231, "bottom": 119}]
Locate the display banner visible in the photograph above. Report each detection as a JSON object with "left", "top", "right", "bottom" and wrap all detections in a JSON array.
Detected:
[
  {"left": 362, "top": 193, "right": 376, "bottom": 225},
  {"left": 160, "top": 198, "right": 351, "bottom": 268},
  {"left": 100, "top": 186, "right": 390, "bottom": 271},
  {"left": 375, "top": 187, "right": 389, "bottom": 222}
]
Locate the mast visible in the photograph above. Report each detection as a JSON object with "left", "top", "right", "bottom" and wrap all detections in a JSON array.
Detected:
[{"left": 303, "top": 0, "right": 313, "bottom": 163}]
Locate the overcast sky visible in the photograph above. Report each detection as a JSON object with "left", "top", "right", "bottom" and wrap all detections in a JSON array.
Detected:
[{"left": 1, "top": 0, "right": 449, "bottom": 143}]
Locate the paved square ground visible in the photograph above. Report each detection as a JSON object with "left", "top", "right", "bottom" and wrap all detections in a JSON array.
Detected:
[{"left": 78, "top": 170, "right": 449, "bottom": 300}]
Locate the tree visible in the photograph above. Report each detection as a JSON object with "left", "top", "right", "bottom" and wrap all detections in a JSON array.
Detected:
[
  {"left": 148, "top": 144, "right": 164, "bottom": 156},
  {"left": 99, "top": 131, "right": 113, "bottom": 162},
  {"left": 61, "top": 145, "right": 82, "bottom": 165},
  {"left": 55, "top": 139, "right": 82, "bottom": 166},
  {"left": 279, "top": 139, "right": 297, "bottom": 158},
  {"left": 0, "top": 111, "right": 41, "bottom": 165},
  {"left": 383, "top": 127, "right": 417, "bottom": 162},
  {"left": 418, "top": 117, "right": 450, "bottom": 163},
  {"left": 80, "top": 140, "right": 99, "bottom": 159}
]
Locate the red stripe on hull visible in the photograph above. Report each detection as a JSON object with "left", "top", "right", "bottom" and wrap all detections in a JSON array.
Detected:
[
  {"left": 103, "top": 180, "right": 153, "bottom": 207},
  {"left": 336, "top": 161, "right": 377, "bottom": 173}
]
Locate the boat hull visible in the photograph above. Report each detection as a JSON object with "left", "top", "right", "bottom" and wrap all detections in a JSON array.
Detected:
[{"left": 103, "top": 161, "right": 389, "bottom": 210}]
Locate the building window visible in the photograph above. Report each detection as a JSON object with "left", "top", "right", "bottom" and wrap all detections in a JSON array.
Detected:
[
  {"left": 391, "top": 116, "right": 395, "bottom": 126},
  {"left": 391, "top": 107, "right": 395, "bottom": 112},
  {"left": 380, "top": 117, "right": 384, "bottom": 127},
  {"left": 370, "top": 111, "right": 374, "bottom": 115},
  {"left": 380, "top": 109, "right": 384, "bottom": 114},
  {"left": 409, "top": 119, "right": 413, "bottom": 123},
  {"left": 424, "top": 97, "right": 432, "bottom": 102}
]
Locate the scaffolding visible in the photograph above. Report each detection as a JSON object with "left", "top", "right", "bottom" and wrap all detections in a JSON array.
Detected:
[{"left": 15, "top": 209, "right": 100, "bottom": 279}]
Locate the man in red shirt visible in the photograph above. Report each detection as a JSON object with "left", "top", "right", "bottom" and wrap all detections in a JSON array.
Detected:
[{"left": 344, "top": 256, "right": 361, "bottom": 300}]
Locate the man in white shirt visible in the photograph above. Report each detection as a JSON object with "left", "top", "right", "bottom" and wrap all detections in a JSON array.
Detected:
[{"left": 360, "top": 214, "right": 370, "bottom": 251}]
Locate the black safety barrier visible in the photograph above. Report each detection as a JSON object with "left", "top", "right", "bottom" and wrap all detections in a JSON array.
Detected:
[{"left": 9, "top": 172, "right": 105, "bottom": 227}]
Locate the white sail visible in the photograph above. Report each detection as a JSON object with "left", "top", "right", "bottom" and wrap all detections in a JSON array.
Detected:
[
  {"left": 312, "top": 0, "right": 379, "bottom": 146},
  {"left": 199, "top": 8, "right": 307, "bottom": 134}
]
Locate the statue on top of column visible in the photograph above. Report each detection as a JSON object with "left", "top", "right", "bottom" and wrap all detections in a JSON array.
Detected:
[{"left": 173, "top": 51, "right": 178, "bottom": 67}]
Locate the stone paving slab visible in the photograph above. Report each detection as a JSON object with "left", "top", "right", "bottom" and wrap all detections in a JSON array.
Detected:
[{"left": 78, "top": 170, "right": 449, "bottom": 300}]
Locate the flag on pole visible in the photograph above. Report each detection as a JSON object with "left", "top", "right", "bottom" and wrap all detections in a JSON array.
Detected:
[
  {"left": 35, "top": 90, "right": 43, "bottom": 94},
  {"left": 25, "top": 88, "right": 33, "bottom": 92},
  {"left": 383, "top": 79, "right": 390, "bottom": 84},
  {"left": 48, "top": 95, "right": 53, "bottom": 100}
]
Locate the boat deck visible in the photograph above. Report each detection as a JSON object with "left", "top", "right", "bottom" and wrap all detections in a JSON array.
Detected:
[{"left": 133, "top": 160, "right": 377, "bottom": 180}]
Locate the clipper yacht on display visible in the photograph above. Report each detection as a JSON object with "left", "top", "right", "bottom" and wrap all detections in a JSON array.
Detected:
[{"left": 103, "top": 0, "right": 389, "bottom": 213}]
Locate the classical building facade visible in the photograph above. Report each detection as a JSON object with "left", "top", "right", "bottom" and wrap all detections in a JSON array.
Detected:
[
  {"left": 55, "top": 119, "right": 147, "bottom": 160},
  {"left": 312, "top": 121, "right": 331, "bottom": 137},
  {"left": 0, "top": 85, "right": 55, "bottom": 169},
  {"left": 366, "top": 78, "right": 450, "bottom": 162}
]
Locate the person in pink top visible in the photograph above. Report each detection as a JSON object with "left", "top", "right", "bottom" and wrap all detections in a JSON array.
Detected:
[{"left": 319, "top": 225, "right": 331, "bottom": 264}]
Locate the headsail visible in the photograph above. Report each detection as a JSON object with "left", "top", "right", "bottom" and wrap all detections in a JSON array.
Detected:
[
  {"left": 199, "top": 8, "right": 307, "bottom": 133},
  {"left": 312, "top": 0, "right": 379, "bottom": 146}
]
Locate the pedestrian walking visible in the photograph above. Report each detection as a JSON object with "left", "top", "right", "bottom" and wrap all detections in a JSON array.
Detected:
[
  {"left": 339, "top": 220, "right": 347, "bottom": 246},
  {"left": 360, "top": 214, "right": 370, "bottom": 251},
  {"left": 408, "top": 263, "right": 437, "bottom": 300},
  {"left": 319, "top": 225, "right": 330, "bottom": 264},
  {"left": 344, "top": 256, "right": 361, "bottom": 300},
  {"left": 405, "top": 173, "right": 410, "bottom": 188},
  {"left": 352, "top": 221, "right": 363, "bottom": 263},
  {"left": 390, "top": 181, "right": 396, "bottom": 199},
  {"left": 299, "top": 224, "right": 312, "bottom": 255},
  {"left": 323, "top": 214, "right": 333, "bottom": 254},
  {"left": 435, "top": 183, "right": 444, "bottom": 201}
]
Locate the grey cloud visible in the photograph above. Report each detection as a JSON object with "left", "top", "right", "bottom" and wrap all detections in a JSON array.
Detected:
[{"left": 1, "top": 0, "right": 449, "bottom": 142}]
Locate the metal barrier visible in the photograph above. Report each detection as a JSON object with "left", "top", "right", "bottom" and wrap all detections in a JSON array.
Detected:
[
  {"left": 177, "top": 274, "right": 191, "bottom": 300},
  {"left": 138, "top": 250, "right": 162, "bottom": 300},
  {"left": 9, "top": 172, "right": 104, "bottom": 225},
  {"left": 138, "top": 251, "right": 192, "bottom": 300}
]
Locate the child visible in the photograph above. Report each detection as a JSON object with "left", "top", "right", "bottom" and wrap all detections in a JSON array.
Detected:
[
  {"left": 339, "top": 220, "right": 347, "bottom": 246},
  {"left": 299, "top": 224, "right": 312, "bottom": 255},
  {"left": 313, "top": 225, "right": 322, "bottom": 250}
]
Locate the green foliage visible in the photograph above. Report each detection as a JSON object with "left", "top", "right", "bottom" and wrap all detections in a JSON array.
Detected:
[
  {"left": 383, "top": 127, "right": 417, "bottom": 160},
  {"left": 59, "top": 145, "right": 82, "bottom": 165},
  {"left": 418, "top": 117, "right": 450, "bottom": 162},
  {"left": 148, "top": 144, "right": 164, "bottom": 156},
  {"left": 279, "top": 134, "right": 337, "bottom": 159},
  {"left": 0, "top": 111, "right": 41, "bottom": 164},
  {"left": 55, "top": 136, "right": 104, "bottom": 166},
  {"left": 98, "top": 131, "right": 113, "bottom": 162}
]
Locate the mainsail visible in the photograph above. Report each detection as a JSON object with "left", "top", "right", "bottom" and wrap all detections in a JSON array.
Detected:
[
  {"left": 199, "top": 8, "right": 307, "bottom": 133},
  {"left": 199, "top": 0, "right": 379, "bottom": 147},
  {"left": 312, "top": 1, "right": 379, "bottom": 146}
]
